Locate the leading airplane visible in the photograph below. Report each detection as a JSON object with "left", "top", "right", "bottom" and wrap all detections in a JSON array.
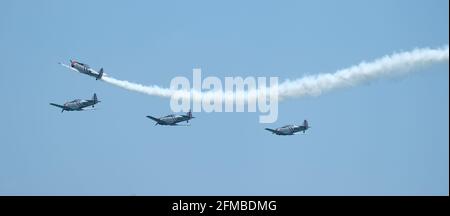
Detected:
[
  {"left": 146, "top": 110, "right": 194, "bottom": 126},
  {"left": 50, "top": 93, "right": 100, "bottom": 113},
  {"left": 265, "top": 120, "right": 310, "bottom": 135},
  {"left": 60, "top": 60, "right": 104, "bottom": 80}
]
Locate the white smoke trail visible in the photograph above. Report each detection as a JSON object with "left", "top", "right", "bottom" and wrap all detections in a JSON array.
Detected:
[
  {"left": 277, "top": 45, "right": 449, "bottom": 100},
  {"left": 91, "top": 45, "right": 449, "bottom": 102},
  {"left": 101, "top": 76, "right": 174, "bottom": 98}
]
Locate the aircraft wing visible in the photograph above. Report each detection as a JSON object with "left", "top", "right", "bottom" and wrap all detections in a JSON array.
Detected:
[
  {"left": 171, "top": 124, "right": 190, "bottom": 126},
  {"left": 146, "top": 115, "right": 164, "bottom": 124},
  {"left": 49, "top": 103, "right": 65, "bottom": 109},
  {"left": 265, "top": 128, "right": 278, "bottom": 134},
  {"left": 80, "top": 107, "right": 96, "bottom": 111},
  {"left": 59, "top": 62, "right": 79, "bottom": 73}
]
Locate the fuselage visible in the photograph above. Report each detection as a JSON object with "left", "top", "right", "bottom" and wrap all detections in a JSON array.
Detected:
[
  {"left": 274, "top": 125, "right": 306, "bottom": 135},
  {"left": 63, "top": 99, "right": 97, "bottom": 111},
  {"left": 147, "top": 111, "right": 194, "bottom": 126},
  {"left": 158, "top": 114, "right": 191, "bottom": 125},
  {"left": 266, "top": 120, "right": 309, "bottom": 135},
  {"left": 71, "top": 61, "right": 103, "bottom": 79}
]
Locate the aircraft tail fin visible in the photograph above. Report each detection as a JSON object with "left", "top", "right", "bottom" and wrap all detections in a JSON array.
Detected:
[
  {"left": 96, "top": 68, "right": 104, "bottom": 80},
  {"left": 92, "top": 93, "right": 99, "bottom": 103},
  {"left": 304, "top": 120, "right": 308, "bottom": 128},
  {"left": 186, "top": 109, "right": 193, "bottom": 123}
]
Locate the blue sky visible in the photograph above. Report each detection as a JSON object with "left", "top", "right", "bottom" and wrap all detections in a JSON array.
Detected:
[{"left": 0, "top": 0, "right": 448, "bottom": 195}]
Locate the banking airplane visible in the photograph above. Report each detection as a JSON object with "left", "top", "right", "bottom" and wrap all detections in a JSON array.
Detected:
[
  {"left": 60, "top": 60, "right": 104, "bottom": 80},
  {"left": 265, "top": 120, "right": 310, "bottom": 135},
  {"left": 146, "top": 110, "right": 194, "bottom": 126},
  {"left": 50, "top": 93, "right": 100, "bottom": 113}
]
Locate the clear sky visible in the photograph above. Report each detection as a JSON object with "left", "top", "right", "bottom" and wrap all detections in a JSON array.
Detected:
[{"left": 0, "top": 0, "right": 448, "bottom": 195}]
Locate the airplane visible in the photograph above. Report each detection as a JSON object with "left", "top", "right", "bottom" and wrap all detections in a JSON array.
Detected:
[
  {"left": 265, "top": 120, "right": 310, "bottom": 135},
  {"left": 146, "top": 110, "right": 194, "bottom": 126},
  {"left": 63, "top": 60, "right": 104, "bottom": 80},
  {"left": 50, "top": 93, "right": 100, "bottom": 113}
]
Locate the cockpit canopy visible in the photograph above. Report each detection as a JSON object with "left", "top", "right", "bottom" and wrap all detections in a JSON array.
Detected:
[
  {"left": 73, "top": 61, "right": 89, "bottom": 67},
  {"left": 69, "top": 99, "right": 81, "bottom": 103}
]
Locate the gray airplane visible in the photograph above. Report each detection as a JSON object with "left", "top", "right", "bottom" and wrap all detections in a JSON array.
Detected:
[
  {"left": 146, "top": 110, "right": 194, "bottom": 126},
  {"left": 68, "top": 60, "right": 104, "bottom": 80},
  {"left": 50, "top": 93, "right": 100, "bottom": 113},
  {"left": 265, "top": 120, "right": 310, "bottom": 135}
]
